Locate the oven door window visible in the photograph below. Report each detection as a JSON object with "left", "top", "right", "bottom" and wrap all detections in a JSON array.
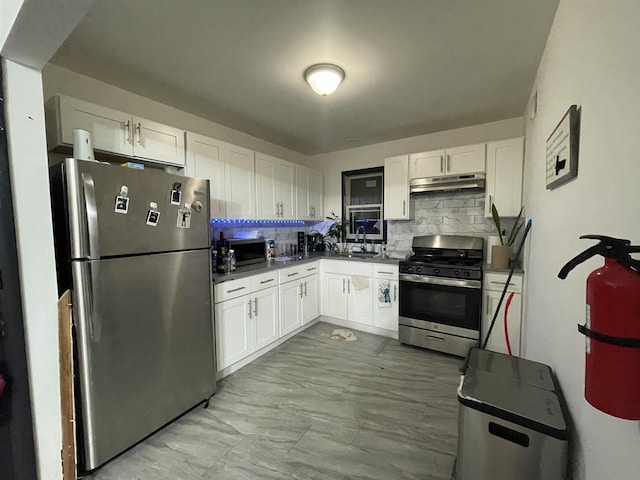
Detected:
[{"left": 399, "top": 279, "right": 481, "bottom": 331}]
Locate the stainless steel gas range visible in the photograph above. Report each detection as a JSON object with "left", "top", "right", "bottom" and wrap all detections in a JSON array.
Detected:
[{"left": 399, "top": 235, "right": 484, "bottom": 357}]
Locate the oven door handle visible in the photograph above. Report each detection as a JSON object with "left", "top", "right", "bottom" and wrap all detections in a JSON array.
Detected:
[{"left": 399, "top": 273, "right": 481, "bottom": 289}]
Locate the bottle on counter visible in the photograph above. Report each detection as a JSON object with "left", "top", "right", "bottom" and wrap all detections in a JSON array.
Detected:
[
  {"left": 228, "top": 249, "right": 236, "bottom": 272},
  {"left": 216, "top": 232, "right": 229, "bottom": 273}
]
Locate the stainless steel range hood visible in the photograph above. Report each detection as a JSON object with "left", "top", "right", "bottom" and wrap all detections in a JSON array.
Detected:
[{"left": 410, "top": 173, "right": 485, "bottom": 194}]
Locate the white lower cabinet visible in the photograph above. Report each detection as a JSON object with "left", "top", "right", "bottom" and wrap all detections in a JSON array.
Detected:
[
  {"left": 302, "top": 274, "right": 320, "bottom": 324},
  {"left": 482, "top": 272, "right": 523, "bottom": 355},
  {"left": 280, "top": 278, "right": 303, "bottom": 336},
  {"left": 372, "top": 264, "right": 399, "bottom": 332},
  {"left": 215, "top": 295, "right": 252, "bottom": 370},
  {"left": 214, "top": 272, "right": 279, "bottom": 371},
  {"left": 323, "top": 272, "right": 349, "bottom": 320},
  {"left": 253, "top": 286, "right": 280, "bottom": 350},
  {"left": 279, "top": 262, "right": 320, "bottom": 336},
  {"left": 321, "top": 261, "right": 373, "bottom": 326}
]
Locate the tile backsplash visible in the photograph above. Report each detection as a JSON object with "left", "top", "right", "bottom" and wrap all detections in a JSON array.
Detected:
[
  {"left": 387, "top": 191, "right": 506, "bottom": 258},
  {"left": 212, "top": 191, "right": 520, "bottom": 261}
]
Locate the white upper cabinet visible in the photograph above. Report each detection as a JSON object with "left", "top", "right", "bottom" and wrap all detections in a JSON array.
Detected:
[
  {"left": 225, "top": 144, "right": 256, "bottom": 219},
  {"left": 445, "top": 143, "right": 486, "bottom": 175},
  {"left": 296, "top": 165, "right": 323, "bottom": 220},
  {"left": 255, "top": 153, "right": 296, "bottom": 220},
  {"left": 45, "top": 94, "right": 185, "bottom": 166},
  {"left": 384, "top": 155, "right": 411, "bottom": 220},
  {"left": 485, "top": 137, "right": 524, "bottom": 218},
  {"left": 409, "top": 149, "right": 446, "bottom": 178},
  {"left": 409, "top": 144, "right": 485, "bottom": 179},
  {"left": 185, "top": 132, "right": 227, "bottom": 218},
  {"left": 131, "top": 116, "right": 185, "bottom": 165}
]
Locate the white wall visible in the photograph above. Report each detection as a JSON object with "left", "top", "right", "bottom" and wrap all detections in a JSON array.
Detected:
[
  {"left": 43, "top": 64, "right": 309, "bottom": 165},
  {"left": 2, "top": 2, "right": 96, "bottom": 478},
  {"left": 3, "top": 59, "right": 63, "bottom": 480},
  {"left": 310, "top": 117, "right": 524, "bottom": 216},
  {"left": 521, "top": 1, "right": 640, "bottom": 478},
  {"left": 0, "top": 0, "right": 24, "bottom": 48}
]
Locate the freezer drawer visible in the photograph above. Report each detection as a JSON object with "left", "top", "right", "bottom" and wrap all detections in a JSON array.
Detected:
[{"left": 72, "top": 249, "right": 215, "bottom": 472}]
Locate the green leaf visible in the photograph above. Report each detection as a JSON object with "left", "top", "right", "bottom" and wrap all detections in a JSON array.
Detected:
[
  {"left": 491, "top": 203, "right": 503, "bottom": 245},
  {"left": 506, "top": 206, "right": 525, "bottom": 246}
]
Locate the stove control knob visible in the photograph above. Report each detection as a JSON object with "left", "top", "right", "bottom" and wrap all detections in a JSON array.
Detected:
[
  {"left": 454, "top": 270, "right": 460, "bottom": 276},
  {"left": 434, "top": 268, "right": 440, "bottom": 274},
  {"left": 406, "top": 267, "right": 414, "bottom": 273},
  {"left": 416, "top": 267, "right": 422, "bottom": 273},
  {"left": 464, "top": 271, "right": 471, "bottom": 277}
]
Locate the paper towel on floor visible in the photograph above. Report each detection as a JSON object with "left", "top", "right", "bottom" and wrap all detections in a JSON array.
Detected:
[{"left": 351, "top": 275, "right": 370, "bottom": 290}]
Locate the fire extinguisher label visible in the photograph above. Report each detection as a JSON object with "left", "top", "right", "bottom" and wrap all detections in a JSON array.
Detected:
[{"left": 585, "top": 304, "right": 591, "bottom": 354}]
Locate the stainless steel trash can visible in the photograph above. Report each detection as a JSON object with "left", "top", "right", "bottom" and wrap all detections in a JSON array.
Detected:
[
  {"left": 465, "top": 347, "right": 556, "bottom": 391},
  {"left": 454, "top": 350, "right": 569, "bottom": 480}
]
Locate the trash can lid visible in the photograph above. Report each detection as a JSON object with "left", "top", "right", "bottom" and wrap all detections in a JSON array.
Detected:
[
  {"left": 465, "top": 348, "right": 556, "bottom": 391},
  {"left": 458, "top": 369, "right": 569, "bottom": 440}
]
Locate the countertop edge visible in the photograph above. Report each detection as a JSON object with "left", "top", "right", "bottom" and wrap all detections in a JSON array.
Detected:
[{"left": 213, "top": 254, "right": 402, "bottom": 283}]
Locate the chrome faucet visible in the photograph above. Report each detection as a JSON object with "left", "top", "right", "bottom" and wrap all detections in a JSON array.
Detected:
[{"left": 355, "top": 226, "right": 368, "bottom": 253}]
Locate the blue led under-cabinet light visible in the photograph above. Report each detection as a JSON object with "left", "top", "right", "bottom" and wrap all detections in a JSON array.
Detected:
[{"left": 210, "top": 218, "right": 306, "bottom": 225}]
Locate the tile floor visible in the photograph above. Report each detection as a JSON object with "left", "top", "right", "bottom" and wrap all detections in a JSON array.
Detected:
[{"left": 86, "top": 320, "right": 464, "bottom": 480}]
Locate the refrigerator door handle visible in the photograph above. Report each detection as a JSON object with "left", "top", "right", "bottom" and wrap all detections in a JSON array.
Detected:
[
  {"left": 75, "top": 261, "right": 102, "bottom": 343},
  {"left": 87, "top": 261, "right": 102, "bottom": 342},
  {"left": 82, "top": 173, "right": 100, "bottom": 260}
]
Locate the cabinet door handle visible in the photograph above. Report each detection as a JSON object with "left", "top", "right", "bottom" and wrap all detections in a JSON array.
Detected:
[
  {"left": 288, "top": 272, "right": 299, "bottom": 277},
  {"left": 347, "top": 279, "right": 351, "bottom": 294},
  {"left": 428, "top": 335, "right": 445, "bottom": 342},
  {"left": 299, "top": 283, "right": 304, "bottom": 299},
  {"left": 490, "top": 281, "right": 514, "bottom": 287},
  {"left": 394, "top": 285, "right": 397, "bottom": 302},
  {"left": 440, "top": 155, "right": 444, "bottom": 173},
  {"left": 343, "top": 278, "right": 346, "bottom": 293},
  {"left": 307, "top": 267, "right": 317, "bottom": 271},
  {"left": 253, "top": 298, "right": 258, "bottom": 317},
  {"left": 260, "top": 278, "right": 275, "bottom": 284},
  {"left": 446, "top": 154, "right": 451, "bottom": 172},
  {"left": 403, "top": 200, "right": 406, "bottom": 216},
  {"left": 135, "top": 122, "right": 142, "bottom": 146},
  {"left": 248, "top": 300, "right": 252, "bottom": 319},
  {"left": 378, "top": 271, "right": 394, "bottom": 275},
  {"left": 486, "top": 295, "right": 490, "bottom": 315},
  {"left": 304, "top": 281, "right": 308, "bottom": 297},
  {"left": 227, "top": 286, "right": 246, "bottom": 293},
  {"left": 122, "top": 120, "right": 131, "bottom": 144}
]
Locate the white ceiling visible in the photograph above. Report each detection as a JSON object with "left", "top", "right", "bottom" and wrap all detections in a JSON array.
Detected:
[{"left": 50, "top": 0, "right": 558, "bottom": 156}]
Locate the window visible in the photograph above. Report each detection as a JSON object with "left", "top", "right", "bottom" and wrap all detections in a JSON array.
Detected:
[{"left": 342, "top": 167, "right": 386, "bottom": 242}]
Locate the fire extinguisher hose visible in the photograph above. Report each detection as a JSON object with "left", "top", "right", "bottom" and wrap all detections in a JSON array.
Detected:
[
  {"left": 482, "top": 219, "right": 532, "bottom": 352},
  {"left": 504, "top": 292, "right": 515, "bottom": 355},
  {"left": 577, "top": 324, "right": 640, "bottom": 348}
]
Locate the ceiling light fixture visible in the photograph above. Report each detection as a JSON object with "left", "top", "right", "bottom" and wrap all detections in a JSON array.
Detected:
[{"left": 304, "top": 63, "right": 345, "bottom": 96}]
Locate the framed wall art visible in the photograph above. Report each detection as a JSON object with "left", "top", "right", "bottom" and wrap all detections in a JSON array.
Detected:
[{"left": 546, "top": 104, "right": 580, "bottom": 190}]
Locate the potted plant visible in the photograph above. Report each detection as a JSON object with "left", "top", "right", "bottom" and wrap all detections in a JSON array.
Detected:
[
  {"left": 490, "top": 204, "right": 525, "bottom": 269},
  {"left": 325, "top": 211, "right": 349, "bottom": 253}
]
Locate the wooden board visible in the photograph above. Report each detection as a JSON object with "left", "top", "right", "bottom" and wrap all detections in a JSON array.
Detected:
[{"left": 58, "top": 290, "right": 76, "bottom": 480}]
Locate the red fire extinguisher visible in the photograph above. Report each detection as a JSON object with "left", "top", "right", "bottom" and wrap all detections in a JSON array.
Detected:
[{"left": 559, "top": 235, "right": 640, "bottom": 419}]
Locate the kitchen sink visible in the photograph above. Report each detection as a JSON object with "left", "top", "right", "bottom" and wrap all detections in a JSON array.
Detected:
[{"left": 336, "top": 252, "right": 380, "bottom": 258}]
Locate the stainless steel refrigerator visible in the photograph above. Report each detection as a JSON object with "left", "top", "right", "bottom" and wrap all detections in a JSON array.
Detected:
[{"left": 50, "top": 158, "right": 216, "bottom": 473}]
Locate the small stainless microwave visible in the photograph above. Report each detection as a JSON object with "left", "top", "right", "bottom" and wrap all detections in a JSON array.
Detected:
[{"left": 228, "top": 237, "right": 267, "bottom": 266}]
